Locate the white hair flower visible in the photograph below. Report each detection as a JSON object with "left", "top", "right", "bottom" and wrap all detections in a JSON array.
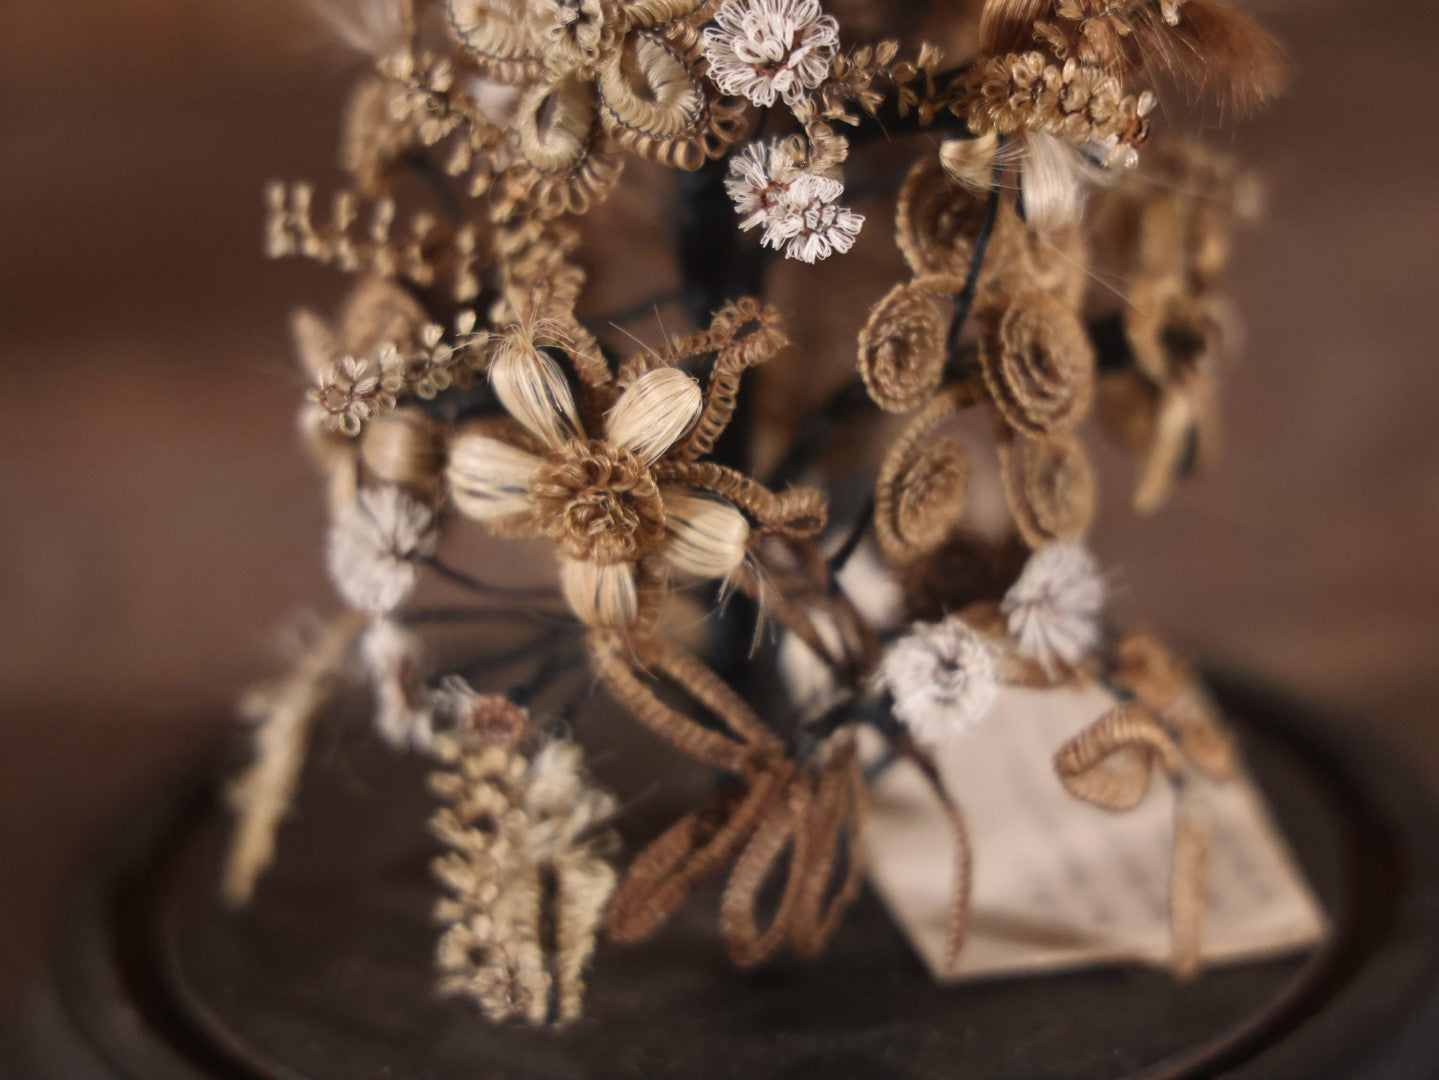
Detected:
[
  {"left": 1001, "top": 542, "right": 1106, "bottom": 673},
  {"left": 724, "top": 141, "right": 863, "bottom": 263},
  {"left": 767, "top": 190, "right": 865, "bottom": 263},
  {"left": 724, "top": 139, "right": 840, "bottom": 230},
  {"left": 359, "top": 617, "right": 434, "bottom": 750},
  {"left": 702, "top": 0, "right": 840, "bottom": 108},
  {"left": 724, "top": 140, "right": 787, "bottom": 230},
  {"left": 874, "top": 616, "right": 998, "bottom": 744},
  {"left": 327, "top": 485, "right": 438, "bottom": 614}
]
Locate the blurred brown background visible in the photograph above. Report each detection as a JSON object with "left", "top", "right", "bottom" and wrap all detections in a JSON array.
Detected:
[{"left": 1, "top": 0, "right": 1435, "bottom": 1011}]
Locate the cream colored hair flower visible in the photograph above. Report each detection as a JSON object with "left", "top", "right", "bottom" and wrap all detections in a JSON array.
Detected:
[{"left": 447, "top": 333, "right": 751, "bottom": 628}]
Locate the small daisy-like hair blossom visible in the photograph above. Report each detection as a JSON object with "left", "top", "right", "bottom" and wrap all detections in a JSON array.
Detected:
[
  {"left": 702, "top": 0, "right": 840, "bottom": 108},
  {"left": 725, "top": 140, "right": 863, "bottom": 263},
  {"left": 327, "top": 485, "right": 438, "bottom": 614},
  {"left": 725, "top": 140, "right": 841, "bottom": 231},
  {"left": 1001, "top": 541, "right": 1106, "bottom": 673},
  {"left": 772, "top": 190, "right": 865, "bottom": 263},
  {"left": 874, "top": 616, "right": 998, "bottom": 744}
]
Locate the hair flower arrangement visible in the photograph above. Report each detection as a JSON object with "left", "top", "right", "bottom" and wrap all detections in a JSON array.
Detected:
[{"left": 234, "top": 0, "right": 1290, "bottom": 1026}]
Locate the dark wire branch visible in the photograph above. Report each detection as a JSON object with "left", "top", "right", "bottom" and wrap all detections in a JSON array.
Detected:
[
  {"left": 827, "top": 494, "right": 875, "bottom": 583},
  {"left": 766, "top": 377, "right": 874, "bottom": 488},
  {"left": 420, "top": 556, "right": 566, "bottom": 605},
  {"left": 795, "top": 693, "right": 912, "bottom": 768},
  {"left": 509, "top": 646, "right": 587, "bottom": 709},
  {"left": 433, "top": 623, "right": 585, "bottom": 676},
  {"left": 403, "top": 605, "right": 577, "bottom": 629},
  {"left": 944, "top": 166, "right": 1005, "bottom": 364}
]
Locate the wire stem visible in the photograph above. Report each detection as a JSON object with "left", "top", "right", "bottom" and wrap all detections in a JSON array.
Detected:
[
  {"left": 944, "top": 169, "right": 1004, "bottom": 362},
  {"left": 421, "top": 556, "right": 562, "bottom": 604}
]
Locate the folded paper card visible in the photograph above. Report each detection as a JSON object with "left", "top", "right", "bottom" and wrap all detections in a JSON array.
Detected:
[{"left": 863, "top": 681, "right": 1328, "bottom": 981}]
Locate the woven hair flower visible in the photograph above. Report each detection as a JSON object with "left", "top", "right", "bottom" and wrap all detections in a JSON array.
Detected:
[
  {"left": 1001, "top": 541, "right": 1105, "bottom": 674},
  {"left": 874, "top": 616, "right": 998, "bottom": 745},
  {"left": 446, "top": 337, "right": 754, "bottom": 628},
  {"left": 702, "top": 0, "right": 840, "bottom": 108},
  {"left": 771, "top": 193, "right": 865, "bottom": 263},
  {"left": 725, "top": 139, "right": 863, "bottom": 262},
  {"left": 310, "top": 352, "right": 406, "bottom": 437}
]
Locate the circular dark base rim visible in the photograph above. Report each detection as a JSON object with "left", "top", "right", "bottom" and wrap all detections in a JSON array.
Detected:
[{"left": 7, "top": 674, "right": 1439, "bottom": 1080}]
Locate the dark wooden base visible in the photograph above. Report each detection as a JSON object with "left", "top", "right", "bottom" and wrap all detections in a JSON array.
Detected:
[{"left": 7, "top": 677, "right": 1439, "bottom": 1079}]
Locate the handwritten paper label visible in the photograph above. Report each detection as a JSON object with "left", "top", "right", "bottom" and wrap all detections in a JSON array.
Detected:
[{"left": 862, "top": 682, "right": 1327, "bottom": 980}]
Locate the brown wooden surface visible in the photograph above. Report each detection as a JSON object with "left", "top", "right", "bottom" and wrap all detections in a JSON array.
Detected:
[{"left": 2, "top": 0, "right": 1437, "bottom": 1020}]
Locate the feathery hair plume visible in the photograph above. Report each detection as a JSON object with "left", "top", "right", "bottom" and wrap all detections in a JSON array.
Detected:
[
  {"left": 979, "top": 0, "right": 1055, "bottom": 58},
  {"left": 447, "top": 434, "right": 541, "bottom": 521},
  {"left": 939, "top": 132, "right": 1001, "bottom": 193},
  {"left": 1020, "top": 132, "right": 1088, "bottom": 232},
  {"left": 224, "top": 611, "right": 368, "bottom": 905},
  {"left": 310, "top": 0, "right": 413, "bottom": 58},
  {"left": 1141, "top": 0, "right": 1287, "bottom": 110},
  {"left": 660, "top": 491, "right": 751, "bottom": 579},
  {"left": 560, "top": 559, "right": 639, "bottom": 628}
]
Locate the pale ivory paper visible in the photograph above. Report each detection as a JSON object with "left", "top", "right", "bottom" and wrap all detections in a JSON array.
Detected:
[{"left": 863, "top": 681, "right": 1328, "bottom": 981}]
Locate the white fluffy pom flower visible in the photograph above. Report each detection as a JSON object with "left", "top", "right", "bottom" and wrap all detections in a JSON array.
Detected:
[
  {"left": 327, "top": 485, "right": 438, "bottom": 614},
  {"left": 702, "top": 0, "right": 840, "bottom": 108},
  {"left": 1001, "top": 542, "right": 1106, "bottom": 673},
  {"left": 874, "top": 616, "right": 998, "bottom": 745},
  {"left": 359, "top": 616, "right": 434, "bottom": 750}
]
